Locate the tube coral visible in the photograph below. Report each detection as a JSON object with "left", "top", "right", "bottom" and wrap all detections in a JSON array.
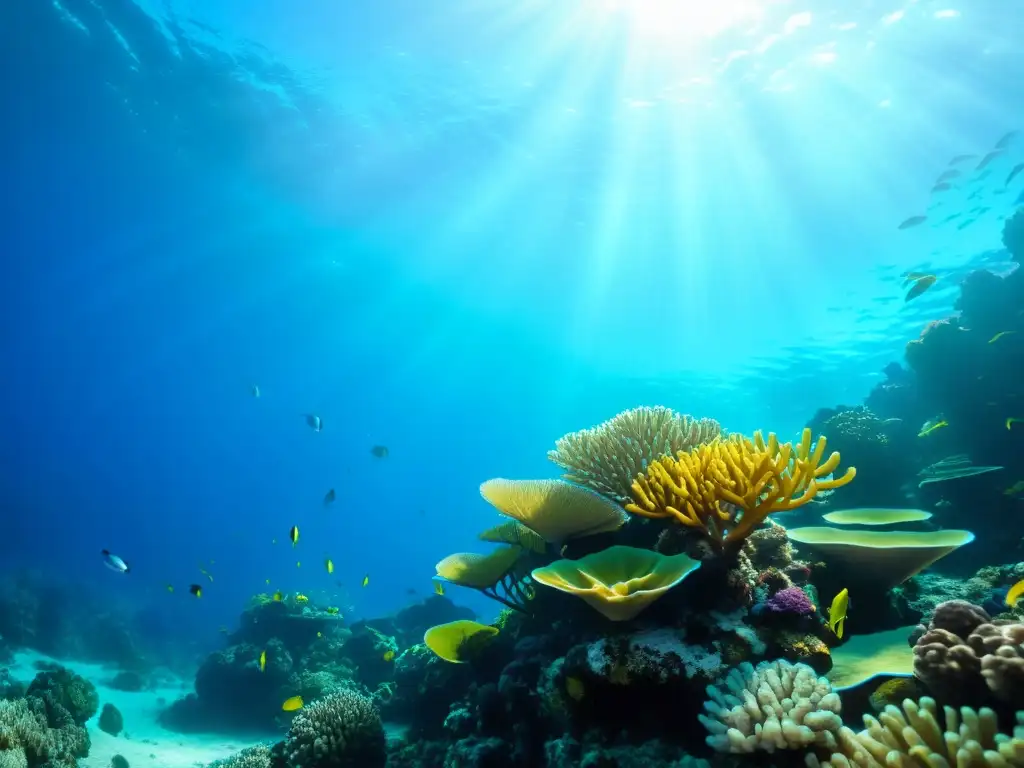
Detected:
[{"left": 626, "top": 428, "right": 855, "bottom": 548}]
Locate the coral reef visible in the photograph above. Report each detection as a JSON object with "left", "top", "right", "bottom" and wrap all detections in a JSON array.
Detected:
[
  {"left": 282, "top": 689, "right": 386, "bottom": 768},
  {"left": 98, "top": 703, "right": 123, "bottom": 736},
  {"left": 699, "top": 659, "right": 842, "bottom": 753}
]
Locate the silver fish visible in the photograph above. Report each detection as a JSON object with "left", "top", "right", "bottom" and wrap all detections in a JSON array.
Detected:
[{"left": 101, "top": 549, "right": 129, "bottom": 574}]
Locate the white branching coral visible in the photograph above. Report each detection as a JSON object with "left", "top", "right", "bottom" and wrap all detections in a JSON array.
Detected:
[
  {"left": 699, "top": 659, "right": 843, "bottom": 754},
  {"left": 807, "top": 697, "right": 1024, "bottom": 768}
]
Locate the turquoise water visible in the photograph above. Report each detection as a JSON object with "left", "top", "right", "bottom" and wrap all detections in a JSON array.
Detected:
[{"left": 2, "top": 1, "right": 1024, "bottom": 766}]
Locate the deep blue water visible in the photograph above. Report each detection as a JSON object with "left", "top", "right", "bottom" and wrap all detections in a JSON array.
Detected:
[{"left": 1, "top": 0, "right": 1022, "bottom": 646}]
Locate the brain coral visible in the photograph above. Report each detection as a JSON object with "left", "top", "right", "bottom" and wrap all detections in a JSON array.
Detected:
[
  {"left": 699, "top": 659, "right": 842, "bottom": 753},
  {"left": 283, "top": 689, "right": 386, "bottom": 768}
]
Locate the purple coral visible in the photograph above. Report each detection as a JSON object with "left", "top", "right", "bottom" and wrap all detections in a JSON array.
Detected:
[{"left": 760, "top": 587, "right": 816, "bottom": 617}]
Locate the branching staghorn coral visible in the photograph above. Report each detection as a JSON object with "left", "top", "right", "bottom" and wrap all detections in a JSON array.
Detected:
[
  {"left": 547, "top": 406, "right": 722, "bottom": 504},
  {"left": 627, "top": 428, "right": 856, "bottom": 548},
  {"left": 807, "top": 697, "right": 1024, "bottom": 768}
]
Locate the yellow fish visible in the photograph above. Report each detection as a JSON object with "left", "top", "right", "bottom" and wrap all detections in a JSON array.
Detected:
[
  {"left": 273, "top": 591, "right": 284, "bottom": 602},
  {"left": 265, "top": 579, "right": 271, "bottom": 585},
  {"left": 296, "top": 561, "right": 301, "bottom": 568},
  {"left": 989, "top": 331, "right": 1015, "bottom": 344},
  {"left": 565, "top": 676, "right": 585, "bottom": 702},
  {"left": 1007, "top": 580, "right": 1024, "bottom": 608},
  {"left": 317, "top": 631, "right": 323, "bottom": 638},
  {"left": 259, "top": 650, "right": 267, "bottom": 672},
  {"left": 918, "top": 419, "right": 948, "bottom": 437},
  {"left": 383, "top": 650, "right": 395, "bottom": 662},
  {"left": 433, "top": 581, "right": 445, "bottom": 596},
  {"left": 828, "top": 588, "right": 849, "bottom": 638},
  {"left": 325, "top": 606, "right": 340, "bottom": 615},
  {"left": 281, "top": 696, "right": 303, "bottom": 712},
  {"left": 362, "top": 574, "right": 370, "bottom": 588},
  {"left": 1008, "top": 418, "right": 1024, "bottom": 431},
  {"left": 295, "top": 593, "right": 309, "bottom": 603},
  {"left": 290, "top": 526, "right": 299, "bottom": 547},
  {"left": 1005, "top": 481, "right": 1024, "bottom": 497},
  {"left": 166, "top": 584, "right": 174, "bottom": 593},
  {"left": 325, "top": 559, "right": 334, "bottom": 574}
]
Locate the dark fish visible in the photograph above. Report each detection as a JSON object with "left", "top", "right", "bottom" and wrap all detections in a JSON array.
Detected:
[
  {"left": 189, "top": 584, "right": 203, "bottom": 597},
  {"left": 995, "top": 131, "right": 1020, "bottom": 149},
  {"left": 323, "top": 489, "right": 336, "bottom": 505},
  {"left": 976, "top": 150, "right": 1005, "bottom": 171},
  {"left": 290, "top": 526, "right": 299, "bottom": 547},
  {"left": 1007, "top": 163, "right": 1024, "bottom": 186},
  {"left": 948, "top": 154, "right": 976, "bottom": 165},
  {"left": 898, "top": 215, "right": 927, "bottom": 230},
  {"left": 370, "top": 445, "right": 389, "bottom": 458},
  {"left": 936, "top": 169, "right": 961, "bottom": 183},
  {"left": 304, "top": 414, "right": 322, "bottom": 432},
  {"left": 931, "top": 183, "right": 951, "bottom": 193},
  {"left": 941, "top": 213, "right": 961, "bottom": 223},
  {"left": 101, "top": 550, "right": 129, "bottom": 574},
  {"left": 957, "top": 218, "right": 976, "bottom": 230},
  {"left": 905, "top": 275, "right": 937, "bottom": 301}
]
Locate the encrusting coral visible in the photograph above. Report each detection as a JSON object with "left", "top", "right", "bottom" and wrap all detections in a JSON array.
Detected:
[
  {"left": 807, "top": 696, "right": 1024, "bottom": 768},
  {"left": 283, "top": 689, "right": 386, "bottom": 768},
  {"left": 547, "top": 406, "right": 722, "bottom": 504},
  {"left": 627, "top": 428, "right": 856, "bottom": 548},
  {"left": 699, "top": 659, "right": 843, "bottom": 753}
]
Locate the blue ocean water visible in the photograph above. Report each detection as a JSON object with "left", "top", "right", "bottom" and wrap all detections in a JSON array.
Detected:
[{"left": 2, "top": 1, "right": 1024, "bottom": 763}]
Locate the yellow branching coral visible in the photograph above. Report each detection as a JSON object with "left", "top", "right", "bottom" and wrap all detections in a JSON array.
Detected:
[
  {"left": 547, "top": 406, "right": 722, "bottom": 503},
  {"left": 626, "top": 428, "right": 856, "bottom": 547}
]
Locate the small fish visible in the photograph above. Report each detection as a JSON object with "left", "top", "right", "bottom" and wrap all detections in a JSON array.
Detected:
[
  {"left": 1007, "top": 163, "right": 1024, "bottom": 186},
  {"left": 996, "top": 131, "right": 1020, "bottom": 150},
  {"left": 166, "top": 584, "right": 174, "bottom": 593},
  {"left": 898, "top": 215, "right": 927, "bottom": 230},
  {"left": 290, "top": 526, "right": 299, "bottom": 547},
  {"left": 976, "top": 150, "right": 1005, "bottom": 170},
  {"left": 383, "top": 650, "right": 395, "bottom": 662},
  {"left": 370, "top": 445, "right": 389, "bottom": 458},
  {"left": 905, "top": 275, "right": 937, "bottom": 301},
  {"left": 295, "top": 593, "right": 309, "bottom": 603},
  {"left": 1006, "top": 579, "right": 1024, "bottom": 608},
  {"left": 828, "top": 588, "right": 849, "bottom": 638},
  {"left": 934, "top": 499, "right": 952, "bottom": 509},
  {"left": 272, "top": 538, "right": 277, "bottom": 545},
  {"left": 218, "top": 626, "right": 229, "bottom": 634},
  {"left": 189, "top": 584, "right": 203, "bottom": 598},
  {"left": 990, "top": 331, "right": 1015, "bottom": 344},
  {"left": 902, "top": 271, "right": 932, "bottom": 284},
  {"left": 317, "top": 631, "right": 323, "bottom": 638},
  {"left": 565, "top": 676, "right": 586, "bottom": 702},
  {"left": 1008, "top": 418, "right": 1024, "bottom": 431},
  {"left": 282, "top": 696, "right": 304, "bottom": 712},
  {"left": 296, "top": 561, "right": 301, "bottom": 568},
  {"left": 1004, "top": 481, "right": 1024, "bottom": 497},
  {"left": 325, "top": 606, "right": 340, "bottom": 615},
  {"left": 251, "top": 385, "right": 260, "bottom": 398},
  {"left": 265, "top": 579, "right": 271, "bottom": 585},
  {"left": 948, "top": 154, "right": 976, "bottom": 165},
  {"left": 199, "top": 567, "right": 214, "bottom": 582},
  {"left": 101, "top": 550, "right": 130, "bottom": 574},
  {"left": 323, "top": 489, "right": 336, "bottom": 505},
  {"left": 259, "top": 650, "right": 267, "bottom": 672},
  {"left": 362, "top": 574, "right": 370, "bottom": 588},
  {"left": 273, "top": 591, "right": 284, "bottom": 601},
  {"left": 957, "top": 218, "right": 976, "bottom": 231},
  {"left": 325, "top": 558, "right": 334, "bottom": 574},
  {"left": 304, "top": 414, "right": 323, "bottom": 432},
  {"left": 931, "top": 182, "right": 951, "bottom": 193},
  {"left": 936, "top": 169, "right": 962, "bottom": 183},
  {"left": 433, "top": 581, "right": 445, "bottom": 596},
  {"left": 918, "top": 419, "right": 948, "bottom": 437}
]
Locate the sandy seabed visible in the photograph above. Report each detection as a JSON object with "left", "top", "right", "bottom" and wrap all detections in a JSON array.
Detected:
[{"left": 7, "top": 650, "right": 266, "bottom": 768}]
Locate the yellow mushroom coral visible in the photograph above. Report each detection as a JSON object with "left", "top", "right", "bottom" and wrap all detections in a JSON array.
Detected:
[
  {"left": 530, "top": 545, "right": 701, "bottom": 621},
  {"left": 423, "top": 620, "right": 499, "bottom": 663},
  {"left": 435, "top": 546, "right": 531, "bottom": 611},
  {"left": 480, "top": 478, "right": 629, "bottom": 543},
  {"left": 626, "top": 428, "right": 856, "bottom": 548}
]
